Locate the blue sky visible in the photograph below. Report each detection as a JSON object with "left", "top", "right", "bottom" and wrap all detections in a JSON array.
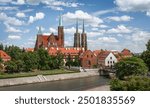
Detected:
[{"left": 0, "top": 0, "right": 150, "bottom": 53}]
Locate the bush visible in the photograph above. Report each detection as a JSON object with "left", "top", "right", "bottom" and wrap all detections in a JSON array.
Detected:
[
  {"left": 110, "top": 76, "right": 150, "bottom": 91},
  {"left": 115, "top": 57, "right": 148, "bottom": 79}
]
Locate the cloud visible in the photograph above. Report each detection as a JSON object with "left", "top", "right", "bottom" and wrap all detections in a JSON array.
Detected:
[
  {"left": 25, "top": 0, "right": 83, "bottom": 11},
  {"left": 0, "top": 12, "right": 25, "bottom": 26},
  {"left": 0, "top": 6, "right": 18, "bottom": 11},
  {"left": 131, "top": 31, "right": 150, "bottom": 42},
  {"left": 16, "top": 12, "right": 26, "bottom": 18},
  {"left": 107, "top": 25, "right": 131, "bottom": 34},
  {"left": 98, "top": 37, "right": 119, "bottom": 43},
  {"left": 63, "top": 10, "right": 103, "bottom": 27},
  {"left": 107, "top": 15, "right": 133, "bottom": 22},
  {"left": 4, "top": 23, "right": 21, "bottom": 33},
  {"left": 93, "top": 9, "right": 115, "bottom": 16},
  {"left": 8, "top": 35, "right": 21, "bottom": 40},
  {"left": 28, "top": 12, "right": 45, "bottom": 24},
  {"left": 0, "top": 0, "right": 11, "bottom": 3},
  {"left": 114, "top": 0, "right": 150, "bottom": 16},
  {"left": 49, "top": 27, "right": 57, "bottom": 33}
]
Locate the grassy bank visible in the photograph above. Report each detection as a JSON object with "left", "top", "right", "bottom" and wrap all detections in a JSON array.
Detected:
[{"left": 0, "top": 69, "right": 79, "bottom": 79}]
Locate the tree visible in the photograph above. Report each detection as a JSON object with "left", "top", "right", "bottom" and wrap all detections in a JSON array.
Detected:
[
  {"left": 141, "top": 51, "right": 150, "bottom": 70},
  {"left": 0, "top": 58, "right": 3, "bottom": 63},
  {"left": 110, "top": 76, "right": 150, "bottom": 91},
  {"left": 5, "top": 45, "right": 23, "bottom": 60},
  {"left": 65, "top": 54, "right": 73, "bottom": 68},
  {"left": 115, "top": 57, "right": 148, "bottom": 79},
  {"left": 73, "top": 56, "right": 80, "bottom": 67},
  {"left": 22, "top": 52, "right": 39, "bottom": 71},
  {"left": 5, "top": 61, "right": 17, "bottom": 73},
  {"left": 146, "top": 39, "right": 150, "bottom": 51},
  {"left": 37, "top": 48, "right": 50, "bottom": 70}
]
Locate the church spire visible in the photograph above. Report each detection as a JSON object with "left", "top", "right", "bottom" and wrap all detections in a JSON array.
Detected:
[
  {"left": 76, "top": 18, "right": 79, "bottom": 33},
  {"left": 82, "top": 19, "right": 85, "bottom": 33},
  {"left": 38, "top": 26, "right": 42, "bottom": 35},
  {"left": 59, "top": 14, "right": 63, "bottom": 26}
]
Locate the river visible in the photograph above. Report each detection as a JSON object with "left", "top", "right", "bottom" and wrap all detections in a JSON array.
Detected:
[{"left": 0, "top": 76, "right": 110, "bottom": 91}]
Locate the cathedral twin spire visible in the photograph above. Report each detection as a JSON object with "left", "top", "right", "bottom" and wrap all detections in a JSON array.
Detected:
[{"left": 74, "top": 18, "right": 87, "bottom": 50}]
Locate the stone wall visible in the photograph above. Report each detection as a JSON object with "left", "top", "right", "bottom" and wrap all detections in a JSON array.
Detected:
[{"left": 0, "top": 71, "right": 99, "bottom": 87}]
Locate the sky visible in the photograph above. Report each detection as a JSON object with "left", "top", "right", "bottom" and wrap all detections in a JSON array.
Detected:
[{"left": 0, "top": 0, "right": 150, "bottom": 53}]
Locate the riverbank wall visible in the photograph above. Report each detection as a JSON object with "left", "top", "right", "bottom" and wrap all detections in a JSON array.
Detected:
[{"left": 0, "top": 72, "right": 99, "bottom": 87}]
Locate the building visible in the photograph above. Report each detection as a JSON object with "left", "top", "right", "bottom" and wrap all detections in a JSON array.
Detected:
[
  {"left": 35, "top": 15, "right": 64, "bottom": 50},
  {"left": 98, "top": 51, "right": 118, "bottom": 68},
  {"left": 74, "top": 19, "right": 87, "bottom": 50},
  {"left": 121, "top": 48, "right": 133, "bottom": 58},
  {"left": 80, "top": 50, "right": 97, "bottom": 68},
  {"left": 34, "top": 16, "right": 88, "bottom": 66},
  {"left": 0, "top": 50, "right": 11, "bottom": 62},
  {"left": 48, "top": 47, "right": 84, "bottom": 64}
]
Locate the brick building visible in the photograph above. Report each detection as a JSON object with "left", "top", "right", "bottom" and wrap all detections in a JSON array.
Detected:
[
  {"left": 0, "top": 50, "right": 11, "bottom": 62},
  {"left": 80, "top": 50, "right": 97, "bottom": 68}
]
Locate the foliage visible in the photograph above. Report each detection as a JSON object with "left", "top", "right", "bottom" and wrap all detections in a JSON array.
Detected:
[
  {"left": 0, "top": 58, "right": 3, "bottom": 63},
  {"left": 5, "top": 61, "right": 18, "bottom": 73},
  {"left": 66, "top": 55, "right": 80, "bottom": 68},
  {"left": 146, "top": 39, "right": 150, "bottom": 51},
  {"left": 110, "top": 76, "right": 150, "bottom": 91},
  {"left": 141, "top": 50, "right": 150, "bottom": 70},
  {"left": 5, "top": 45, "right": 23, "bottom": 60},
  {"left": 115, "top": 57, "right": 148, "bottom": 79}
]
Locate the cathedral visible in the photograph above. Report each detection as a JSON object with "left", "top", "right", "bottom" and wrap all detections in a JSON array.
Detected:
[{"left": 34, "top": 16, "right": 87, "bottom": 51}]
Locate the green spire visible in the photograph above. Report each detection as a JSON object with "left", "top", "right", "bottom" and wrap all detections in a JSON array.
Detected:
[
  {"left": 76, "top": 18, "right": 78, "bottom": 33},
  {"left": 38, "top": 26, "right": 42, "bottom": 35},
  {"left": 82, "top": 19, "right": 85, "bottom": 33},
  {"left": 59, "top": 14, "right": 63, "bottom": 26}
]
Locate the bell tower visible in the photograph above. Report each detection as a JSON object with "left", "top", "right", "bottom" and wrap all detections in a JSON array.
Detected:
[
  {"left": 74, "top": 19, "right": 80, "bottom": 48},
  {"left": 81, "top": 19, "right": 87, "bottom": 50},
  {"left": 58, "top": 15, "right": 64, "bottom": 47}
]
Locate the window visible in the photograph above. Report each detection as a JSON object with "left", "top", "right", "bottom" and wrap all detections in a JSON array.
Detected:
[
  {"left": 91, "top": 55, "right": 93, "bottom": 58},
  {"left": 110, "top": 57, "right": 112, "bottom": 59},
  {"left": 87, "top": 55, "right": 89, "bottom": 58},
  {"left": 110, "top": 61, "right": 112, "bottom": 63},
  {"left": 113, "top": 61, "right": 115, "bottom": 63},
  {"left": 108, "top": 61, "right": 109, "bottom": 64}
]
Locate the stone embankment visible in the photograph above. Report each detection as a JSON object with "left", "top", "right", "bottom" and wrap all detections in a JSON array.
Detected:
[{"left": 0, "top": 71, "right": 99, "bottom": 87}]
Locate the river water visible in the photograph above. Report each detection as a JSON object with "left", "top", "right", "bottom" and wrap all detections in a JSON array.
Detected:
[{"left": 0, "top": 76, "right": 110, "bottom": 91}]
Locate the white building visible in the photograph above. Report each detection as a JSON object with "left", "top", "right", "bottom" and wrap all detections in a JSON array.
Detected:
[{"left": 98, "top": 52, "right": 118, "bottom": 67}]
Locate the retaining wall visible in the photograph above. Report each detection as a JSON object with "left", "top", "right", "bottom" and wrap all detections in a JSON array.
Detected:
[{"left": 0, "top": 71, "right": 99, "bottom": 87}]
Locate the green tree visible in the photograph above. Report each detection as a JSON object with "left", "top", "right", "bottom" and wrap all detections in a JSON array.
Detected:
[
  {"left": 141, "top": 51, "right": 150, "bottom": 70},
  {"left": 66, "top": 54, "right": 73, "bottom": 68},
  {"left": 115, "top": 57, "right": 148, "bottom": 79},
  {"left": 110, "top": 76, "right": 150, "bottom": 91},
  {"left": 5, "top": 45, "right": 23, "bottom": 60},
  {"left": 146, "top": 39, "right": 150, "bottom": 51},
  {"left": 37, "top": 48, "right": 50, "bottom": 70},
  {"left": 0, "top": 58, "right": 3, "bottom": 63},
  {"left": 5, "top": 61, "right": 18, "bottom": 73},
  {"left": 15, "top": 60, "right": 24, "bottom": 72},
  {"left": 73, "top": 56, "right": 80, "bottom": 67},
  {"left": 22, "top": 52, "right": 39, "bottom": 71}
]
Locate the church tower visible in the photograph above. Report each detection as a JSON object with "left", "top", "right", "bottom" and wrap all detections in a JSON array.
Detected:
[
  {"left": 74, "top": 19, "right": 80, "bottom": 48},
  {"left": 58, "top": 15, "right": 64, "bottom": 47},
  {"left": 81, "top": 19, "right": 87, "bottom": 50}
]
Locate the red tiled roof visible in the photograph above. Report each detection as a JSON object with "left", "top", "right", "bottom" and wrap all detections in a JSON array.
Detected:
[
  {"left": 98, "top": 51, "right": 111, "bottom": 60},
  {"left": 121, "top": 48, "right": 132, "bottom": 56},
  {"left": 0, "top": 50, "right": 11, "bottom": 60},
  {"left": 48, "top": 47, "right": 83, "bottom": 56},
  {"left": 93, "top": 50, "right": 102, "bottom": 56},
  {"left": 25, "top": 48, "right": 34, "bottom": 52}
]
